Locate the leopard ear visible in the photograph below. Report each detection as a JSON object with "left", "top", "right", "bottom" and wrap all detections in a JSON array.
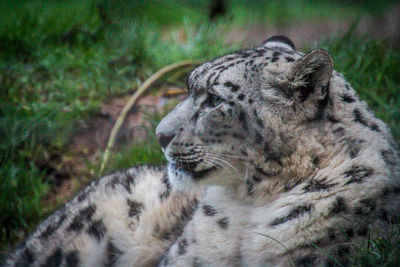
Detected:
[{"left": 284, "top": 49, "right": 333, "bottom": 103}]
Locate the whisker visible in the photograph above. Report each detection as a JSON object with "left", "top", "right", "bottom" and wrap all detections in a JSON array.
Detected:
[
  {"left": 206, "top": 152, "right": 247, "bottom": 160},
  {"left": 202, "top": 159, "right": 217, "bottom": 170},
  {"left": 204, "top": 154, "right": 242, "bottom": 179},
  {"left": 203, "top": 156, "right": 231, "bottom": 175}
]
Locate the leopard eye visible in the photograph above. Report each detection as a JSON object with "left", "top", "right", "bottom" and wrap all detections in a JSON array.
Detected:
[{"left": 206, "top": 93, "right": 223, "bottom": 108}]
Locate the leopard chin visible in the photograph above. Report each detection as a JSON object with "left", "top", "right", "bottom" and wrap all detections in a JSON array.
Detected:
[{"left": 167, "top": 162, "right": 218, "bottom": 191}]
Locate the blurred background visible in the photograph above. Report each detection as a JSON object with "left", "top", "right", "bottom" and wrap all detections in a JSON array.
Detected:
[{"left": 1, "top": 0, "right": 399, "bottom": 262}]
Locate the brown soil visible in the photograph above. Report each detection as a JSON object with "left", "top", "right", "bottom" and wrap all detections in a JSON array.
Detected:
[{"left": 43, "top": 86, "right": 188, "bottom": 206}]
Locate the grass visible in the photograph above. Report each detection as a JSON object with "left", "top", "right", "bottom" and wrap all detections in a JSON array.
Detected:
[
  {"left": 315, "top": 31, "right": 400, "bottom": 144},
  {"left": 0, "top": 0, "right": 399, "bottom": 265},
  {"left": 98, "top": 112, "right": 167, "bottom": 175},
  {"left": 352, "top": 223, "right": 400, "bottom": 267},
  {"left": 0, "top": 0, "right": 233, "bottom": 254}
]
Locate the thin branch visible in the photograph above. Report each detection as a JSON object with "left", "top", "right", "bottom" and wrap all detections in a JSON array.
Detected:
[{"left": 99, "top": 60, "right": 197, "bottom": 174}]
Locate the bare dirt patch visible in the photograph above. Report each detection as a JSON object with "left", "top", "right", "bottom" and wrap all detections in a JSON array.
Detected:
[{"left": 43, "top": 86, "right": 187, "bottom": 205}]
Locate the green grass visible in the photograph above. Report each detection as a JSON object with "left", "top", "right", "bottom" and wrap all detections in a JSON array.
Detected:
[
  {"left": 0, "top": 0, "right": 399, "bottom": 265},
  {"left": 315, "top": 32, "right": 400, "bottom": 144},
  {"left": 99, "top": 112, "right": 167, "bottom": 175},
  {"left": 352, "top": 223, "right": 400, "bottom": 267},
  {"left": 0, "top": 0, "right": 233, "bottom": 254}
]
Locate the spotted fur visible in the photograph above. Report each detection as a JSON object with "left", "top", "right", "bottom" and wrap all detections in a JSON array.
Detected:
[{"left": 4, "top": 36, "right": 400, "bottom": 266}]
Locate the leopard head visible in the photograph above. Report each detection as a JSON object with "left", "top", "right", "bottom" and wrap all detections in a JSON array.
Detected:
[{"left": 156, "top": 36, "right": 334, "bottom": 191}]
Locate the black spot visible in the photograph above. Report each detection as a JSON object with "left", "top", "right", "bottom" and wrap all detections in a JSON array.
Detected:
[
  {"left": 206, "top": 72, "right": 217, "bottom": 87},
  {"left": 252, "top": 175, "right": 262, "bottom": 183},
  {"left": 193, "top": 257, "right": 203, "bottom": 267},
  {"left": 284, "top": 180, "right": 301, "bottom": 192},
  {"left": 341, "top": 94, "right": 355, "bottom": 103},
  {"left": 256, "top": 118, "right": 263, "bottom": 128},
  {"left": 381, "top": 149, "right": 396, "bottom": 167},
  {"left": 353, "top": 109, "right": 380, "bottom": 132},
  {"left": 15, "top": 248, "right": 34, "bottom": 267},
  {"left": 298, "top": 83, "right": 315, "bottom": 102},
  {"left": 333, "top": 127, "right": 345, "bottom": 135},
  {"left": 248, "top": 98, "right": 254, "bottom": 104},
  {"left": 225, "top": 81, "right": 240, "bottom": 92},
  {"left": 343, "top": 166, "right": 372, "bottom": 185},
  {"left": 178, "top": 238, "right": 188, "bottom": 255},
  {"left": 121, "top": 172, "right": 136, "bottom": 193},
  {"left": 159, "top": 255, "right": 169, "bottom": 266},
  {"left": 68, "top": 205, "right": 96, "bottom": 232},
  {"left": 237, "top": 93, "right": 245, "bottom": 101},
  {"left": 353, "top": 109, "right": 366, "bottom": 124},
  {"left": 68, "top": 216, "right": 84, "bottom": 232},
  {"left": 271, "top": 204, "right": 313, "bottom": 226},
  {"left": 65, "top": 251, "right": 80, "bottom": 267},
  {"left": 345, "top": 84, "right": 351, "bottom": 90},
  {"left": 80, "top": 205, "right": 96, "bottom": 220},
  {"left": 361, "top": 198, "right": 376, "bottom": 211},
  {"left": 202, "top": 204, "right": 217, "bottom": 216},
  {"left": 106, "top": 173, "right": 134, "bottom": 193},
  {"left": 262, "top": 143, "right": 282, "bottom": 165},
  {"left": 303, "top": 177, "right": 337, "bottom": 192},
  {"left": 44, "top": 247, "right": 63, "bottom": 266},
  {"left": 163, "top": 170, "right": 173, "bottom": 182},
  {"left": 312, "top": 156, "right": 320, "bottom": 166},
  {"left": 328, "top": 228, "right": 337, "bottom": 241},
  {"left": 106, "top": 240, "right": 123, "bottom": 267},
  {"left": 217, "top": 217, "right": 229, "bottom": 229},
  {"left": 355, "top": 198, "right": 376, "bottom": 215},
  {"left": 159, "top": 190, "right": 171, "bottom": 201},
  {"left": 345, "top": 228, "right": 354, "bottom": 238},
  {"left": 330, "top": 196, "right": 347, "bottom": 214},
  {"left": 341, "top": 137, "right": 364, "bottom": 158},
  {"left": 87, "top": 220, "right": 107, "bottom": 241},
  {"left": 285, "top": 57, "right": 295, "bottom": 62},
  {"left": 238, "top": 110, "right": 248, "bottom": 131},
  {"left": 370, "top": 123, "right": 380, "bottom": 132},
  {"left": 41, "top": 213, "right": 67, "bottom": 239},
  {"left": 127, "top": 199, "right": 143, "bottom": 217},
  {"left": 155, "top": 200, "right": 199, "bottom": 242},
  {"left": 232, "top": 133, "right": 245, "bottom": 139},
  {"left": 77, "top": 192, "right": 87, "bottom": 202},
  {"left": 191, "top": 111, "right": 200, "bottom": 122},
  {"left": 327, "top": 115, "right": 340, "bottom": 123},
  {"left": 271, "top": 51, "right": 281, "bottom": 62},
  {"left": 255, "top": 131, "right": 263, "bottom": 144},
  {"left": 255, "top": 166, "right": 271, "bottom": 177},
  {"left": 295, "top": 255, "right": 317, "bottom": 267}
]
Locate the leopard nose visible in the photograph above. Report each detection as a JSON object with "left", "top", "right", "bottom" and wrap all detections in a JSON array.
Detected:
[{"left": 157, "top": 133, "right": 175, "bottom": 149}]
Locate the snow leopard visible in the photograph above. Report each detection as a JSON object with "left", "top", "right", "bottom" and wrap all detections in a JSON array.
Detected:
[{"left": 3, "top": 35, "right": 400, "bottom": 267}]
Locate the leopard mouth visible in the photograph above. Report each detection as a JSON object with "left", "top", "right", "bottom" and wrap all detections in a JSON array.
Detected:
[{"left": 172, "top": 161, "right": 217, "bottom": 180}]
